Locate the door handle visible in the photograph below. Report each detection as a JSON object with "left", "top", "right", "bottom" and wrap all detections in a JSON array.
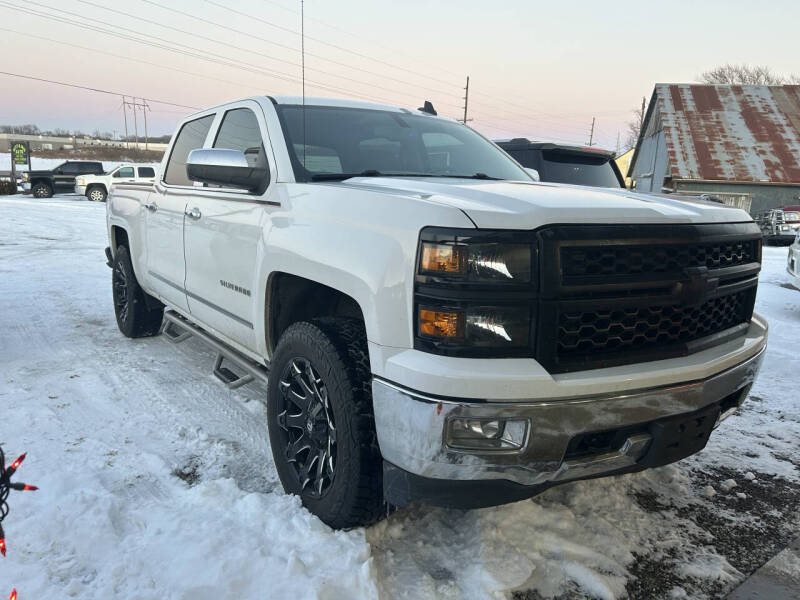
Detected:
[
  {"left": 185, "top": 207, "right": 202, "bottom": 220},
  {"left": 144, "top": 202, "right": 158, "bottom": 212}
]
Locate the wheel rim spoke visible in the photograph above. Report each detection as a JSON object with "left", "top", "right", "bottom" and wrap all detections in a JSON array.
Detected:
[{"left": 277, "top": 356, "right": 337, "bottom": 498}]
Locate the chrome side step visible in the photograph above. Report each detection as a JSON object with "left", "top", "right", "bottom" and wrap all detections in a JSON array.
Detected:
[{"left": 161, "top": 311, "right": 269, "bottom": 389}]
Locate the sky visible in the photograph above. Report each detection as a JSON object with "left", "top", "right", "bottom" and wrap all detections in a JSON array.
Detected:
[{"left": 1, "top": 0, "right": 799, "bottom": 151}]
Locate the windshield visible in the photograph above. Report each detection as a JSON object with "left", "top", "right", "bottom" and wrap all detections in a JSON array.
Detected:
[{"left": 274, "top": 104, "right": 531, "bottom": 182}]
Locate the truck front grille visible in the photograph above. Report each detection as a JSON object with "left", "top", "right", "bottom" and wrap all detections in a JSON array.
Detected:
[
  {"left": 561, "top": 239, "right": 760, "bottom": 281},
  {"left": 536, "top": 223, "right": 761, "bottom": 373},
  {"left": 557, "top": 288, "right": 754, "bottom": 360}
]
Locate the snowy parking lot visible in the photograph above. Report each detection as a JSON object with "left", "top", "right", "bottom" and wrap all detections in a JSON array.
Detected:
[{"left": 0, "top": 194, "right": 798, "bottom": 599}]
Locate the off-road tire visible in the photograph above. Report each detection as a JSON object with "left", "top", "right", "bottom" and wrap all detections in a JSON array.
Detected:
[
  {"left": 112, "top": 244, "right": 164, "bottom": 338},
  {"left": 88, "top": 186, "right": 107, "bottom": 202},
  {"left": 267, "top": 318, "right": 384, "bottom": 529},
  {"left": 32, "top": 182, "right": 53, "bottom": 198}
]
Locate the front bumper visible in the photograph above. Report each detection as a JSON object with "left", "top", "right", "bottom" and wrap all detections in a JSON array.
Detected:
[
  {"left": 374, "top": 345, "right": 765, "bottom": 506},
  {"left": 74, "top": 184, "right": 87, "bottom": 195}
]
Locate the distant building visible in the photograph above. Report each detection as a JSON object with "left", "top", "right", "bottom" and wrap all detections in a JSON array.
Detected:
[
  {"left": 0, "top": 133, "right": 168, "bottom": 153},
  {"left": 628, "top": 84, "right": 800, "bottom": 215},
  {"left": 614, "top": 147, "right": 634, "bottom": 188}
]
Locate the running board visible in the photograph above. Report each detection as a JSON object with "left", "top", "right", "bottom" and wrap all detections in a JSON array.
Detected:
[{"left": 161, "top": 311, "right": 269, "bottom": 389}]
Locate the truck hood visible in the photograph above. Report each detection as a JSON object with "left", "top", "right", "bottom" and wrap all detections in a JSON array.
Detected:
[{"left": 338, "top": 177, "right": 752, "bottom": 229}]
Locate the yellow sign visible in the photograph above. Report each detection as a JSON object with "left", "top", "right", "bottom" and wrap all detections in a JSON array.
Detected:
[{"left": 12, "top": 142, "right": 28, "bottom": 165}]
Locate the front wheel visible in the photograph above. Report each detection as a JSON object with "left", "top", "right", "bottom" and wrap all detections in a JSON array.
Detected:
[
  {"left": 88, "top": 186, "right": 107, "bottom": 202},
  {"left": 267, "top": 318, "right": 384, "bottom": 529},
  {"left": 112, "top": 245, "right": 164, "bottom": 337},
  {"left": 32, "top": 182, "right": 53, "bottom": 198}
]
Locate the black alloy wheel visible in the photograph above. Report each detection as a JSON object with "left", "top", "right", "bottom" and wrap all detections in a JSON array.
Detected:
[{"left": 275, "top": 357, "right": 336, "bottom": 498}]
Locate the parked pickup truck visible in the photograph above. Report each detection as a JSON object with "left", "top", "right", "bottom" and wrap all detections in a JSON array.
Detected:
[
  {"left": 21, "top": 160, "right": 104, "bottom": 198},
  {"left": 75, "top": 163, "right": 157, "bottom": 202},
  {"left": 105, "top": 96, "right": 767, "bottom": 529},
  {"left": 495, "top": 138, "right": 626, "bottom": 189},
  {"left": 756, "top": 206, "right": 800, "bottom": 245}
]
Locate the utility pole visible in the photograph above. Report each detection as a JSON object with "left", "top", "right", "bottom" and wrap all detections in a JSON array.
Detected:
[
  {"left": 588, "top": 117, "right": 596, "bottom": 147},
  {"left": 141, "top": 100, "right": 150, "bottom": 151},
  {"left": 121, "top": 96, "right": 130, "bottom": 151},
  {"left": 460, "top": 76, "right": 473, "bottom": 124},
  {"left": 132, "top": 96, "right": 140, "bottom": 152}
]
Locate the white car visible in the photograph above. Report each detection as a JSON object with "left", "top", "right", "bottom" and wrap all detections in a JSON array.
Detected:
[
  {"left": 105, "top": 95, "right": 767, "bottom": 529},
  {"left": 76, "top": 163, "right": 157, "bottom": 202},
  {"left": 788, "top": 230, "right": 800, "bottom": 288}
]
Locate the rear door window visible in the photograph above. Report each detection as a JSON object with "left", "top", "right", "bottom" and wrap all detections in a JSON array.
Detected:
[
  {"left": 115, "top": 167, "right": 134, "bottom": 178},
  {"left": 164, "top": 114, "right": 215, "bottom": 186},
  {"left": 137, "top": 166, "right": 156, "bottom": 178}
]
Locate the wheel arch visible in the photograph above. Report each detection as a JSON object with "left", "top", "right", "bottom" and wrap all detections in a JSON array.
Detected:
[{"left": 265, "top": 272, "right": 366, "bottom": 357}]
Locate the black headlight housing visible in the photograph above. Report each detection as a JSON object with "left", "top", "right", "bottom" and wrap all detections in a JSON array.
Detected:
[{"left": 414, "top": 227, "right": 537, "bottom": 357}]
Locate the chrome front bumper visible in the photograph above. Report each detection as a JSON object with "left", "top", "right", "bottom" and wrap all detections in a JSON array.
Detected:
[
  {"left": 74, "top": 184, "right": 87, "bottom": 195},
  {"left": 373, "top": 346, "right": 765, "bottom": 487}
]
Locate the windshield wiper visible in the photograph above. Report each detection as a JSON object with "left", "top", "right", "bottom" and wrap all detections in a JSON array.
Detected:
[
  {"left": 311, "top": 170, "right": 504, "bottom": 182},
  {"left": 310, "top": 170, "right": 384, "bottom": 181},
  {"left": 428, "top": 173, "right": 502, "bottom": 180}
]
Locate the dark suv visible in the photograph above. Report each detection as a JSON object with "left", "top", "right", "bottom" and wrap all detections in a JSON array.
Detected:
[
  {"left": 496, "top": 138, "right": 625, "bottom": 189},
  {"left": 22, "top": 161, "right": 105, "bottom": 198}
]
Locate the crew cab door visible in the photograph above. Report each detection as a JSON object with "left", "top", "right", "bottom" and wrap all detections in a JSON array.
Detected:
[
  {"left": 182, "top": 102, "right": 278, "bottom": 351},
  {"left": 145, "top": 114, "right": 216, "bottom": 312}
]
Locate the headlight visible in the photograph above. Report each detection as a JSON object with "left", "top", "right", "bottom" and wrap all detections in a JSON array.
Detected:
[
  {"left": 22, "top": 172, "right": 29, "bottom": 181},
  {"left": 414, "top": 227, "right": 535, "bottom": 356},
  {"left": 76, "top": 177, "right": 84, "bottom": 185},
  {"left": 419, "top": 235, "right": 531, "bottom": 283}
]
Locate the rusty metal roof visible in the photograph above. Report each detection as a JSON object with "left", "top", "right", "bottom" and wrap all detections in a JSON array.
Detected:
[{"left": 650, "top": 84, "right": 800, "bottom": 184}]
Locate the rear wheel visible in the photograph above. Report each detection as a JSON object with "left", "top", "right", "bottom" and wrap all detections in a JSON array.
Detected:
[
  {"left": 112, "top": 245, "right": 164, "bottom": 337},
  {"left": 88, "top": 186, "right": 107, "bottom": 202},
  {"left": 267, "top": 318, "right": 384, "bottom": 529},
  {"left": 32, "top": 182, "right": 53, "bottom": 198}
]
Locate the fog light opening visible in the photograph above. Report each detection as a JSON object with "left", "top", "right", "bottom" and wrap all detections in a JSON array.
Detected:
[{"left": 447, "top": 418, "right": 528, "bottom": 451}]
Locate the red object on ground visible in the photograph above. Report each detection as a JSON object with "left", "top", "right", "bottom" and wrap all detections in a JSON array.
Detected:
[
  {"left": 0, "top": 538, "right": 6, "bottom": 557},
  {"left": 9, "top": 454, "right": 25, "bottom": 471},
  {"left": 9, "top": 589, "right": 16, "bottom": 600}
]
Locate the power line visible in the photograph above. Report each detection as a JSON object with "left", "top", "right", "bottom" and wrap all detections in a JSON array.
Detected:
[
  {"left": 0, "top": 5, "right": 446, "bottom": 111},
  {"left": 0, "top": 70, "right": 198, "bottom": 109},
  {"left": 204, "top": 0, "right": 465, "bottom": 91},
  {"left": 9, "top": 0, "right": 611, "bottom": 138},
  {"left": 256, "top": 0, "right": 465, "bottom": 88},
  {"left": 139, "top": 0, "right": 462, "bottom": 102}
]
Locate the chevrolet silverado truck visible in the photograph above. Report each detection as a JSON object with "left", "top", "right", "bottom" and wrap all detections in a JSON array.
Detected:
[
  {"left": 105, "top": 96, "right": 767, "bottom": 529},
  {"left": 22, "top": 160, "right": 104, "bottom": 198},
  {"left": 76, "top": 163, "right": 157, "bottom": 202}
]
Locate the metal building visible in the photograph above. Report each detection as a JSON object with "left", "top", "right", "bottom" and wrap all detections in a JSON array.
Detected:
[{"left": 628, "top": 84, "right": 800, "bottom": 215}]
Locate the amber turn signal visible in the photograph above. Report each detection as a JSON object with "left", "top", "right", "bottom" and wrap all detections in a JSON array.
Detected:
[
  {"left": 420, "top": 243, "right": 466, "bottom": 275},
  {"left": 419, "top": 308, "right": 464, "bottom": 338}
]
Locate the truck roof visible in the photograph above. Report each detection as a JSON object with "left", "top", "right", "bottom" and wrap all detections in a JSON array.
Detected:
[
  {"left": 495, "top": 138, "right": 616, "bottom": 158},
  {"left": 269, "top": 95, "right": 444, "bottom": 117}
]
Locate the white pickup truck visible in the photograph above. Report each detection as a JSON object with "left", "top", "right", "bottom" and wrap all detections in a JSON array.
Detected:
[
  {"left": 105, "top": 96, "right": 767, "bottom": 529},
  {"left": 76, "top": 163, "right": 157, "bottom": 202}
]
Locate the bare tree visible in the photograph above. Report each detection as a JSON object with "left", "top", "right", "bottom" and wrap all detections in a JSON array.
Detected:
[
  {"left": 699, "top": 64, "right": 800, "bottom": 85},
  {"left": 625, "top": 97, "right": 647, "bottom": 150}
]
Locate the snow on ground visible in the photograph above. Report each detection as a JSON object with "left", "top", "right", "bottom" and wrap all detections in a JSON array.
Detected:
[
  {"left": 0, "top": 152, "right": 153, "bottom": 173},
  {"left": 0, "top": 194, "right": 798, "bottom": 600}
]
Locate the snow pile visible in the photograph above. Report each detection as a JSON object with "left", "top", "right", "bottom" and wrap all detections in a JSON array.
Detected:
[{"left": 1, "top": 196, "right": 798, "bottom": 599}]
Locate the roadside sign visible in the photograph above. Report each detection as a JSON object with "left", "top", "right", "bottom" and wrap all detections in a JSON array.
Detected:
[
  {"left": 11, "top": 142, "right": 29, "bottom": 165},
  {"left": 9, "top": 141, "right": 32, "bottom": 183}
]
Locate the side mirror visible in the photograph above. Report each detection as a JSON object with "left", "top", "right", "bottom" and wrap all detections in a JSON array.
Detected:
[
  {"left": 525, "top": 168, "right": 540, "bottom": 182},
  {"left": 186, "top": 148, "right": 269, "bottom": 194}
]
